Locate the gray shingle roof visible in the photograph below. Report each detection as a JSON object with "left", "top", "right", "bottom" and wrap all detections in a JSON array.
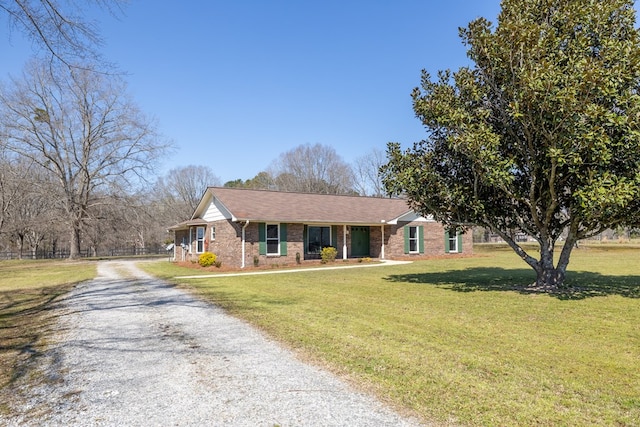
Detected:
[{"left": 207, "top": 187, "right": 412, "bottom": 224}]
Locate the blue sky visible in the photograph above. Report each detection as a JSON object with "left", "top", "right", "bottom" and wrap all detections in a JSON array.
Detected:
[{"left": 1, "top": 1, "right": 501, "bottom": 183}]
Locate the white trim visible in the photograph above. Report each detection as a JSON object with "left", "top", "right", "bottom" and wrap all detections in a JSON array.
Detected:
[
  {"left": 388, "top": 211, "right": 435, "bottom": 225},
  {"left": 380, "top": 225, "right": 385, "bottom": 259},
  {"left": 448, "top": 231, "right": 460, "bottom": 253},
  {"left": 408, "top": 225, "right": 419, "bottom": 254},
  {"left": 195, "top": 226, "right": 206, "bottom": 253},
  {"left": 191, "top": 190, "right": 212, "bottom": 220},
  {"left": 241, "top": 221, "right": 249, "bottom": 268},
  {"left": 343, "top": 225, "right": 347, "bottom": 260}
]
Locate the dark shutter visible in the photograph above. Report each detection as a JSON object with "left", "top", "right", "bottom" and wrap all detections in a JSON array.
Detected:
[
  {"left": 303, "top": 225, "right": 308, "bottom": 255},
  {"left": 258, "top": 223, "right": 266, "bottom": 255},
  {"left": 280, "top": 223, "right": 288, "bottom": 256},
  {"left": 403, "top": 226, "right": 410, "bottom": 254},
  {"left": 418, "top": 225, "right": 424, "bottom": 254},
  {"left": 444, "top": 229, "right": 450, "bottom": 253}
]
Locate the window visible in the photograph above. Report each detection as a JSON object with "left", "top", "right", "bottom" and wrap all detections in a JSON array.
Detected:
[
  {"left": 259, "top": 223, "right": 287, "bottom": 256},
  {"left": 448, "top": 233, "right": 458, "bottom": 253},
  {"left": 446, "top": 229, "right": 461, "bottom": 253},
  {"left": 196, "top": 226, "right": 205, "bottom": 253},
  {"left": 404, "top": 225, "right": 423, "bottom": 254},
  {"left": 266, "top": 224, "right": 279, "bottom": 255},
  {"left": 211, "top": 226, "right": 216, "bottom": 241},
  {"left": 408, "top": 226, "right": 419, "bottom": 253},
  {"left": 307, "top": 226, "right": 331, "bottom": 254}
]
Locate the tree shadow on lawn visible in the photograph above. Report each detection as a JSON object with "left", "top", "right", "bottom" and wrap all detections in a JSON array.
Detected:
[
  {"left": 384, "top": 267, "right": 640, "bottom": 300},
  {"left": 0, "top": 287, "right": 66, "bottom": 390}
]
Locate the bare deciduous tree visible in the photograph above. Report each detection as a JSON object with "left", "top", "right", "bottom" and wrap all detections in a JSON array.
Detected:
[
  {"left": 0, "top": 0, "right": 127, "bottom": 65},
  {"left": 269, "top": 143, "right": 354, "bottom": 194},
  {"left": 10, "top": 161, "right": 57, "bottom": 258},
  {"left": 83, "top": 191, "right": 160, "bottom": 256},
  {"left": 0, "top": 60, "right": 169, "bottom": 258},
  {"left": 0, "top": 152, "right": 19, "bottom": 238},
  {"left": 154, "top": 165, "right": 221, "bottom": 223},
  {"left": 352, "top": 147, "right": 386, "bottom": 197},
  {"left": 0, "top": 154, "right": 58, "bottom": 257}
]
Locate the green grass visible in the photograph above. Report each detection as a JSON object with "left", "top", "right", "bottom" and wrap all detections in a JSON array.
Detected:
[
  {"left": 143, "top": 246, "right": 640, "bottom": 426},
  {"left": 0, "top": 260, "right": 96, "bottom": 411}
]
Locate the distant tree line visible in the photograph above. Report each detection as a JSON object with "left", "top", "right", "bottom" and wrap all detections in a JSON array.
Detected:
[
  {"left": 222, "top": 143, "right": 386, "bottom": 197},
  {"left": 0, "top": 138, "right": 387, "bottom": 260}
]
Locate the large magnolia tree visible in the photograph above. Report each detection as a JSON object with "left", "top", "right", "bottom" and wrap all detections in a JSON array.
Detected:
[{"left": 382, "top": 0, "right": 640, "bottom": 289}]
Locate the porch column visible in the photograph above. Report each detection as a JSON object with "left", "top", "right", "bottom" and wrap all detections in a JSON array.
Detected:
[
  {"left": 380, "top": 225, "right": 385, "bottom": 260},
  {"left": 241, "top": 220, "right": 249, "bottom": 268},
  {"left": 343, "top": 225, "right": 348, "bottom": 260}
]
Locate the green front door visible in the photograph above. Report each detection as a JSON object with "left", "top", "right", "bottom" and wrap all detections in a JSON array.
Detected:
[{"left": 350, "top": 226, "right": 370, "bottom": 257}]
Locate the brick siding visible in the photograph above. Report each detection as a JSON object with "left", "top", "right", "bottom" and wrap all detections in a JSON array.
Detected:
[{"left": 172, "top": 220, "right": 473, "bottom": 268}]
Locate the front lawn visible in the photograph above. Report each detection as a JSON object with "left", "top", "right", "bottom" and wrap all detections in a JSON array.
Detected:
[
  {"left": 0, "top": 260, "right": 96, "bottom": 414},
  {"left": 143, "top": 245, "right": 640, "bottom": 426}
]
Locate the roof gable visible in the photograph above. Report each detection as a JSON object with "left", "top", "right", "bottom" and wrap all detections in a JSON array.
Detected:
[{"left": 388, "top": 210, "right": 435, "bottom": 224}]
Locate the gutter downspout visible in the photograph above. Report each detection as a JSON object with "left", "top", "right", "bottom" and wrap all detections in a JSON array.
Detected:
[
  {"left": 380, "top": 222, "right": 386, "bottom": 260},
  {"left": 241, "top": 220, "right": 249, "bottom": 268}
]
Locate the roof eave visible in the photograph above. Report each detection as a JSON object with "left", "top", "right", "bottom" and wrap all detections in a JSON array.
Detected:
[
  {"left": 167, "top": 218, "right": 208, "bottom": 231},
  {"left": 191, "top": 188, "right": 214, "bottom": 220},
  {"left": 386, "top": 210, "right": 416, "bottom": 225},
  {"left": 231, "top": 218, "right": 394, "bottom": 225}
]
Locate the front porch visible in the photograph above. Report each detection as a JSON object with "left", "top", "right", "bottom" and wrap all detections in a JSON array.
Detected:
[{"left": 302, "top": 224, "right": 386, "bottom": 261}]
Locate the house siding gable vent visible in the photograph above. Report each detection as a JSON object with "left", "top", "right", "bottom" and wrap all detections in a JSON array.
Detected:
[{"left": 203, "top": 197, "right": 231, "bottom": 222}]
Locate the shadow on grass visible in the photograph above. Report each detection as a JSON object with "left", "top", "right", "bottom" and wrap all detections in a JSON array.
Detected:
[
  {"left": 385, "top": 267, "right": 640, "bottom": 300},
  {"left": 0, "top": 286, "right": 68, "bottom": 390}
]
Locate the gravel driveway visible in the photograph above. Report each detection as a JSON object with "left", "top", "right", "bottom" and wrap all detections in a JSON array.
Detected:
[{"left": 6, "top": 260, "right": 422, "bottom": 426}]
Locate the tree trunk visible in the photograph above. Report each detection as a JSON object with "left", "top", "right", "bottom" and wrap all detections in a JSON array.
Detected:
[
  {"left": 490, "top": 226, "right": 575, "bottom": 291},
  {"left": 69, "top": 222, "right": 82, "bottom": 259},
  {"left": 535, "top": 264, "right": 566, "bottom": 289},
  {"left": 534, "top": 240, "right": 573, "bottom": 290},
  {"left": 16, "top": 233, "right": 25, "bottom": 260}
]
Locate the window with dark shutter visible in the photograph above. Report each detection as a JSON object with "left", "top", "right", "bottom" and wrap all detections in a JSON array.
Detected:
[{"left": 266, "top": 224, "right": 279, "bottom": 255}]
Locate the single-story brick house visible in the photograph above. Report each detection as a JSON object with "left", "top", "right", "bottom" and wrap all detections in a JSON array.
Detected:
[{"left": 168, "top": 187, "right": 472, "bottom": 268}]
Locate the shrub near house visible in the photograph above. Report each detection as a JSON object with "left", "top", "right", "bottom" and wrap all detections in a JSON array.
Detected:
[
  {"left": 198, "top": 252, "right": 216, "bottom": 267},
  {"left": 320, "top": 246, "right": 338, "bottom": 264}
]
